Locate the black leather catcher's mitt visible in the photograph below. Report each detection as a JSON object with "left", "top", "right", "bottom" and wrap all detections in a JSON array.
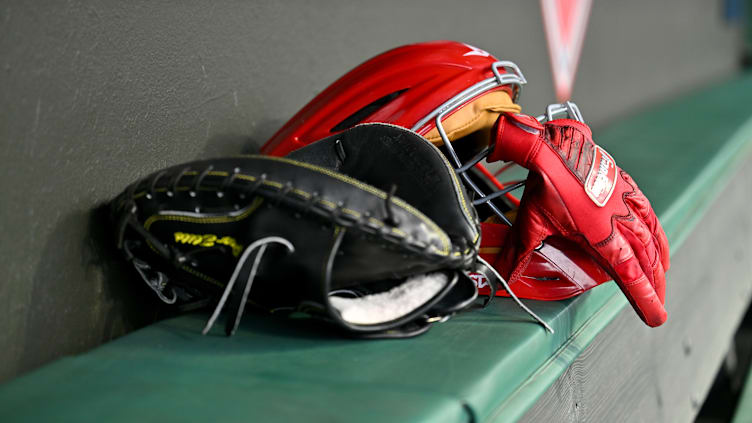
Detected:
[{"left": 111, "top": 124, "right": 486, "bottom": 338}]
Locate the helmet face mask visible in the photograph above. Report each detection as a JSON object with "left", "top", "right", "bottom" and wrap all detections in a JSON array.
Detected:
[
  {"left": 436, "top": 136, "right": 517, "bottom": 222},
  {"left": 260, "top": 41, "right": 608, "bottom": 301},
  {"left": 414, "top": 61, "right": 527, "bottom": 225}
]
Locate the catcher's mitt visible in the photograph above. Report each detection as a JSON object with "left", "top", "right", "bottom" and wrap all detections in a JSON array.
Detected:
[{"left": 111, "top": 124, "right": 487, "bottom": 338}]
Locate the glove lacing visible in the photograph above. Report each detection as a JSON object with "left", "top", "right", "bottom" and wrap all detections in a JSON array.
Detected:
[
  {"left": 477, "top": 257, "right": 554, "bottom": 334},
  {"left": 202, "top": 236, "right": 295, "bottom": 336}
]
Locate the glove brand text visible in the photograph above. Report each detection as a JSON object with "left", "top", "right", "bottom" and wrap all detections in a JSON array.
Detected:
[{"left": 173, "top": 232, "right": 243, "bottom": 257}]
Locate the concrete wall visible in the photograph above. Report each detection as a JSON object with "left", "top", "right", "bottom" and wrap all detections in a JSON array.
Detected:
[{"left": 0, "top": 0, "right": 742, "bottom": 382}]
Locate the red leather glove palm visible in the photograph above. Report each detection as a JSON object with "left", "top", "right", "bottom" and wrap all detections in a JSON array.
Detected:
[{"left": 487, "top": 113, "right": 671, "bottom": 327}]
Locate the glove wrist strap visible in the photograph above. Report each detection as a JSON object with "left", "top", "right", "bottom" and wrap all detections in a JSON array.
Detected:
[{"left": 488, "top": 112, "right": 544, "bottom": 165}]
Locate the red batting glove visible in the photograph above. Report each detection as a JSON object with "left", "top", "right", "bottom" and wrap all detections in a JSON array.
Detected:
[{"left": 487, "top": 113, "right": 671, "bottom": 327}]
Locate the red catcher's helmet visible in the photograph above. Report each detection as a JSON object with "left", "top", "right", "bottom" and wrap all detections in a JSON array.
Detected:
[
  {"left": 261, "top": 41, "right": 524, "bottom": 154},
  {"left": 260, "top": 41, "right": 610, "bottom": 301}
]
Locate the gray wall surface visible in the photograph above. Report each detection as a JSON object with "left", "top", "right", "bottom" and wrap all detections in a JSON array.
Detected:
[{"left": 0, "top": 0, "right": 742, "bottom": 382}]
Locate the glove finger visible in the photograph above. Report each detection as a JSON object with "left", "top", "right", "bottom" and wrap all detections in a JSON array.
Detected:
[
  {"left": 624, "top": 216, "right": 667, "bottom": 306},
  {"left": 638, "top": 206, "right": 670, "bottom": 272},
  {"left": 623, "top": 186, "right": 670, "bottom": 272},
  {"left": 654, "top": 217, "right": 671, "bottom": 271},
  {"left": 641, "top": 206, "right": 670, "bottom": 272},
  {"left": 599, "top": 230, "right": 667, "bottom": 327},
  {"left": 653, "top": 258, "right": 666, "bottom": 305},
  {"left": 621, "top": 172, "right": 655, "bottom": 223},
  {"left": 621, "top": 214, "right": 668, "bottom": 306},
  {"left": 621, "top": 180, "right": 653, "bottom": 223}
]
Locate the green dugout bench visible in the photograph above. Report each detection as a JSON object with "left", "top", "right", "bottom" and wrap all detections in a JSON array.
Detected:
[{"left": 3, "top": 74, "right": 752, "bottom": 423}]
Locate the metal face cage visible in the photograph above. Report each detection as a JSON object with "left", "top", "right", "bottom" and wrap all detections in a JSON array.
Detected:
[{"left": 412, "top": 59, "right": 584, "bottom": 226}]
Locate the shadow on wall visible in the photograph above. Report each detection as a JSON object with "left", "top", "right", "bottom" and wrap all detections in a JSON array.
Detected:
[
  {"left": 9, "top": 120, "right": 283, "bottom": 381},
  {"left": 16, "top": 205, "right": 165, "bottom": 379}
]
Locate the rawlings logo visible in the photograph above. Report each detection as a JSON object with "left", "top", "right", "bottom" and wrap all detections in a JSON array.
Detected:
[
  {"left": 174, "top": 232, "right": 243, "bottom": 257},
  {"left": 462, "top": 43, "right": 490, "bottom": 57},
  {"left": 584, "top": 146, "right": 616, "bottom": 207}
]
